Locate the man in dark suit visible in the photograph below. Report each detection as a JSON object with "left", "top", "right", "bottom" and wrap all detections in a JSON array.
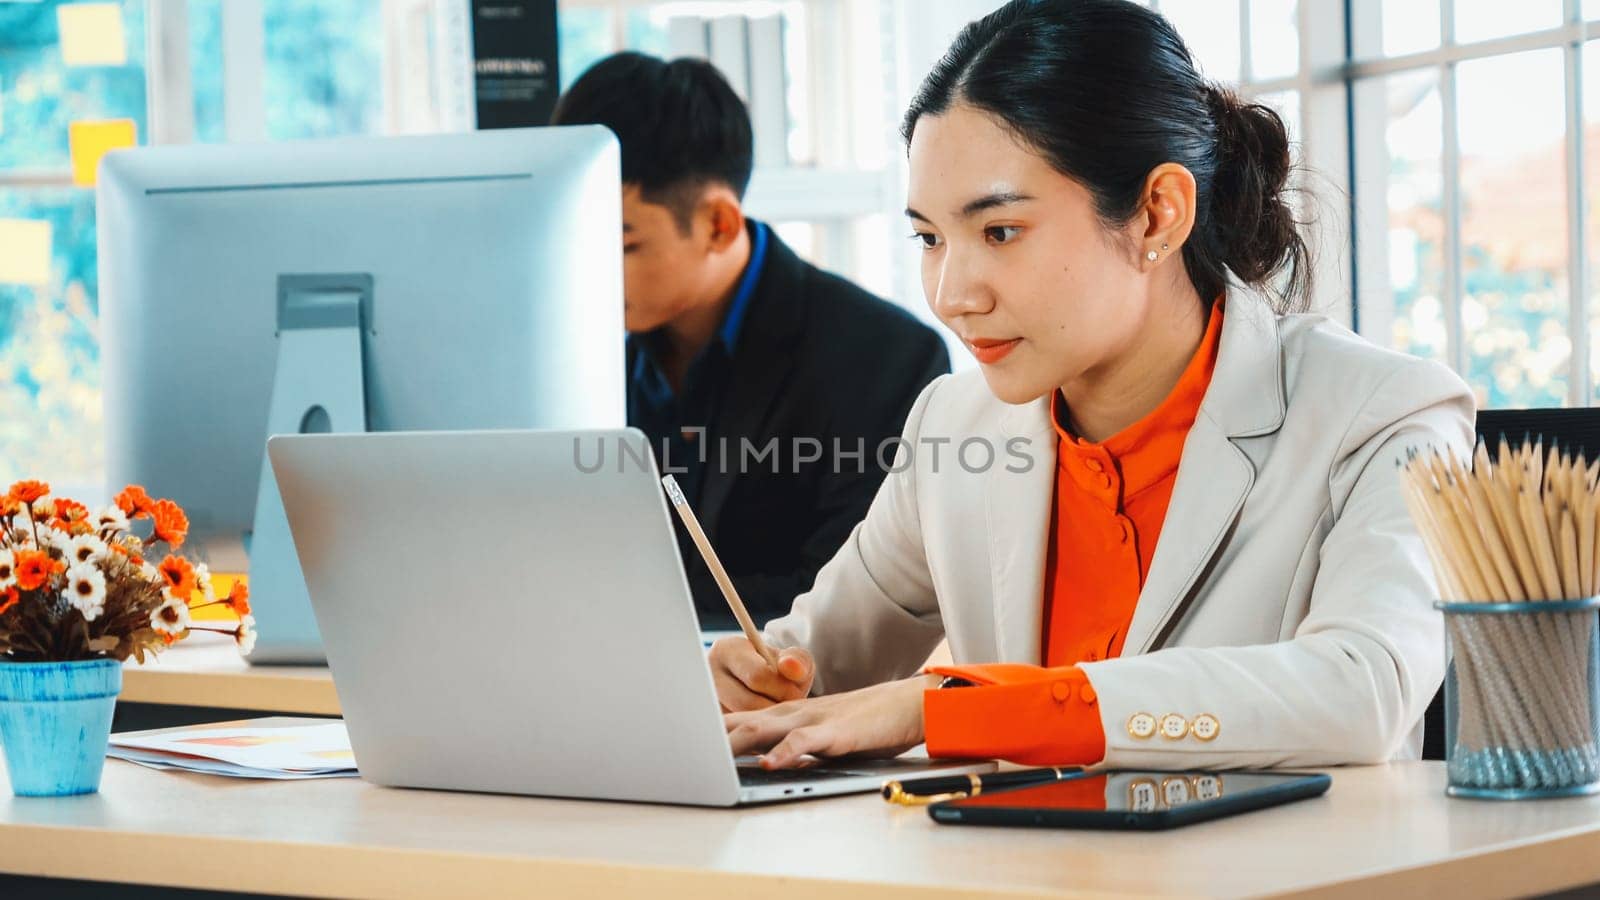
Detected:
[{"left": 552, "top": 52, "right": 950, "bottom": 628}]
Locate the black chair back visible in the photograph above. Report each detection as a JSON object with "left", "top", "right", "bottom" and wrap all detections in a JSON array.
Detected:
[
  {"left": 1475, "top": 408, "right": 1600, "bottom": 458},
  {"left": 1421, "top": 407, "right": 1600, "bottom": 760}
]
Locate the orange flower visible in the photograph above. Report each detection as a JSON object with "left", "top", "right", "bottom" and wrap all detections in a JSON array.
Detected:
[
  {"left": 158, "top": 555, "right": 197, "bottom": 599},
  {"left": 224, "top": 580, "right": 251, "bottom": 616},
  {"left": 7, "top": 480, "right": 48, "bottom": 505},
  {"left": 114, "top": 485, "right": 154, "bottom": 518},
  {"left": 0, "top": 586, "right": 18, "bottom": 615},
  {"left": 14, "top": 549, "right": 63, "bottom": 592},
  {"left": 0, "top": 498, "right": 18, "bottom": 518},
  {"left": 162, "top": 631, "right": 180, "bottom": 645},
  {"left": 53, "top": 498, "right": 87, "bottom": 523},
  {"left": 150, "top": 499, "right": 189, "bottom": 548}
]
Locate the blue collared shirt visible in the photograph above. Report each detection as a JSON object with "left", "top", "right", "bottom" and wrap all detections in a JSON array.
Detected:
[{"left": 627, "top": 222, "right": 771, "bottom": 501}]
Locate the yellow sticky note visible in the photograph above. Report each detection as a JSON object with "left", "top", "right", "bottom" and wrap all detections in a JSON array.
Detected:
[
  {"left": 192, "top": 572, "right": 248, "bottom": 622},
  {"left": 0, "top": 219, "right": 53, "bottom": 287},
  {"left": 57, "top": 3, "right": 127, "bottom": 67},
  {"left": 69, "top": 118, "right": 136, "bottom": 186}
]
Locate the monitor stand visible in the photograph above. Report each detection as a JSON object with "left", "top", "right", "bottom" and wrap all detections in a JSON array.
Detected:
[{"left": 243, "top": 274, "right": 372, "bottom": 665}]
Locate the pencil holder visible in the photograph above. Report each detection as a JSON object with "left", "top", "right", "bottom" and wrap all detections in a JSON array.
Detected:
[{"left": 1438, "top": 597, "right": 1600, "bottom": 799}]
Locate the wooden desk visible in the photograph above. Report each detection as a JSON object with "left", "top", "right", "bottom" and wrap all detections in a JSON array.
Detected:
[
  {"left": 4, "top": 751, "right": 1600, "bottom": 899},
  {"left": 119, "top": 633, "right": 338, "bottom": 717}
]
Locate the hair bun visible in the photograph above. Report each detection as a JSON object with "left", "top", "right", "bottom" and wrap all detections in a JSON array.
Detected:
[{"left": 1202, "top": 85, "right": 1306, "bottom": 294}]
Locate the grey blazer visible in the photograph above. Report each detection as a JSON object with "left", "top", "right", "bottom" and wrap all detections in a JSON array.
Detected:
[{"left": 765, "top": 283, "right": 1476, "bottom": 768}]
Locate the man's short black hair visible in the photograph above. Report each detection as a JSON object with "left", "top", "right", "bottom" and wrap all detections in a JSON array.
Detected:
[{"left": 551, "top": 52, "right": 754, "bottom": 234}]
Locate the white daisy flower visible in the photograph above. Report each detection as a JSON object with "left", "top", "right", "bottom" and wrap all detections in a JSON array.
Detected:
[
  {"left": 65, "top": 564, "right": 107, "bottom": 622},
  {"left": 39, "top": 528, "right": 70, "bottom": 551},
  {"left": 0, "top": 549, "right": 14, "bottom": 589},
  {"left": 93, "top": 505, "right": 129, "bottom": 535},
  {"left": 150, "top": 594, "right": 191, "bottom": 636},
  {"left": 195, "top": 562, "right": 216, "bottom": 604},
  {"left": 235, "top": 614, "right": 257, "bottom": 655},
  {"left": 65, "top": 534, "right": 107, "bottom": 567}
]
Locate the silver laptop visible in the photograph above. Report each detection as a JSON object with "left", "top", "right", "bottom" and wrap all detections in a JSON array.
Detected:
[{"left": 267, "top": 428, "right": 994, "bottom": 806}]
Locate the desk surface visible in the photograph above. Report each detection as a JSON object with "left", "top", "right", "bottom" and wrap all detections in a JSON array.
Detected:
[
  {"left": 4, "top": 740, "right": 1600, "bottom": 899},
  {"left": 119, "top": 634, "right": 337, "bottom": 715}
]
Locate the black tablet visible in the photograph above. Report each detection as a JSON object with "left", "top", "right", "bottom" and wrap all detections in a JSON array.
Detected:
[{"left": 928, "top": 770, "right": 1331, "bottom": 830}]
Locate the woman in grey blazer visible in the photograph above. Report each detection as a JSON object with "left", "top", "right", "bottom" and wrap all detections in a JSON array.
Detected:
[{"left": 712, "top": 0, "right": 1475, "bottom": 771}]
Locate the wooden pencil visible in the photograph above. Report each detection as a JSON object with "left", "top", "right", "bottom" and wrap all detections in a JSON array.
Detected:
[{"left": 660, "top": 474, "right": 780, "bottom": 670}]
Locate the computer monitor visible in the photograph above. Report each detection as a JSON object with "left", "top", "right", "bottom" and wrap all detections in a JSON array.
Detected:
[{"left": 97, "top": 126, "right": 624, "bottom": 663}]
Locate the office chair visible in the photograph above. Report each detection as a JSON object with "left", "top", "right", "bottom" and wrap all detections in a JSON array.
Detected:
[{"left": 1420, "top": 407, "right": 1600, "bottom": 760}]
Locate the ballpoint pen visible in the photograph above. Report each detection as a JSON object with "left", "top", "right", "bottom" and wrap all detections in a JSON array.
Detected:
[{"left": 881, "top": 766, "right": 1081, "bottom": 805}]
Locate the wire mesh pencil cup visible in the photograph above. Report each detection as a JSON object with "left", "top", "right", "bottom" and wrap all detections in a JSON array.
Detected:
[{"left": 1438, "top": 597, "right": 1600, "bottom": 799}]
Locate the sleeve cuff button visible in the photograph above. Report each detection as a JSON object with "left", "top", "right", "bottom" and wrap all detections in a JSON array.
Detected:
[
  {"left": 1159, "top": 714, "right": 1188, "bottom": 740},
  {"left": 1127, "top": 712, "right": 1157, "bottom": 739}
]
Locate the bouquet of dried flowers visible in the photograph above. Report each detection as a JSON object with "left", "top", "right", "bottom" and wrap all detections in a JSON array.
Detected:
[{"left": 0, "top": 481, "right": 253, "bottom": 663}]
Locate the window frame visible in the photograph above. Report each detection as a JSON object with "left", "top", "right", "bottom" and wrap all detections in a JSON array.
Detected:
[{"left": 1347, "top": 0, "right": 1599, "bottom": 407}]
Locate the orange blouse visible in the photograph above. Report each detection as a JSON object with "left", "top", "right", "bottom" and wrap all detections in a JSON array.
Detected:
[{"left": 925, "top": 301, "right": 1225, "bottom": 765}]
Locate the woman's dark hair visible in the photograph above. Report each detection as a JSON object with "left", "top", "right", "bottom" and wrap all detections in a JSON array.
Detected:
[
  {"left": 903, "top": 0, "right": 1310, "bottom": 312},
  {"left": 552, "top": 52, "right": 753, "bottom": 234}
]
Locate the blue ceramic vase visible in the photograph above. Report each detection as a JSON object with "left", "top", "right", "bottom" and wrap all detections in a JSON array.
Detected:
[{"left": 0, "top": 658, "right": 122, "bottom": 797}]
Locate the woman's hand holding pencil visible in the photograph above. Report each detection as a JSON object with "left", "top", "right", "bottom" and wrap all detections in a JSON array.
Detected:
[
  {"left": 661, "top": 473, "right": 924, "bottom": 767},
  {"left": 660, "top": 474, "right": 816, "bottom": 712},
  {"left": 708, "top": 637, "right": 815, "bottom": 712}
]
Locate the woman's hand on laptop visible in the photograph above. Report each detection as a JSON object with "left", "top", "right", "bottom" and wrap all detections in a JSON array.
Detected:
[
  {"left": 709, "top": 636, "right": 815, "bottom": 711},
  {"left": 724, "top": 674, "right": 941, "bottom": 769}
]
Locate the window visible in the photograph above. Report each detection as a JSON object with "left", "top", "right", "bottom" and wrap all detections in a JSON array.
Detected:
[
  {"left": 1354, "top": 70, "right": 1447, "bottom": 366},
  {"left": 23, "top": 0, "right": 1593, "bottom": 506},
  {"left": 2, "top": 0, "right": 914, "bottom": 492},
  {"left": 558, "top": 0, "right": 903, "bottom": 304},
  {"left": 1152, "top": 0, "right": 1306, "bottom": 124},
  {"left": 0, "top": 1, "right": 462, "bottom": 496},
  {"left": 1351, "top": 0, "right": 1598, "bottom": 408},
  {"left": 1161, "top": 0, "right": 1243, "bottom": 83},
  {"left": 262, "top": 1, "right": 383, "bottom": 141},
  {"left": 0, "top": 0, "right": 148, "bottom": 493},
  {"left": 1151, "top": 0, "right": 1345, "bottom": 335}
]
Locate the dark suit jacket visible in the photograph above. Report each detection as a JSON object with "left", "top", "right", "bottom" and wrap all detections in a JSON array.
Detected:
[{"left": 639, "top": 230, "right": 950, "bottom": 628}]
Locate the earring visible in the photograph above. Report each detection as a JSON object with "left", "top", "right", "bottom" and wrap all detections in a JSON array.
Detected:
[
  {"left": 1161, "top": 242, "right": 1169, "bottom": 251},
  {"left": 1146, "top": 250, "right": 1158, "bottom": 261}
]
